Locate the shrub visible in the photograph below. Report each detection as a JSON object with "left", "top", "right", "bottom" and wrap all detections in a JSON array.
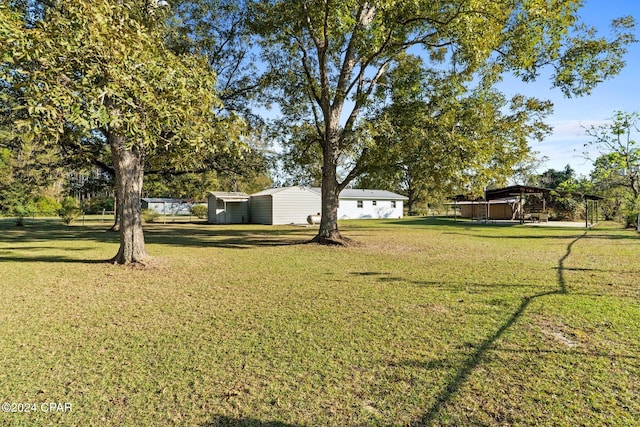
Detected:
[
  {"left": 58, "top": 197, "right": 81, "bottom": 225},
  {"left": 142, "top": 208, "right": 160, "bottom": 223},
  {"left": 190, "top": 204, "right": 207, "bottom": 219},
  {"left": 12, "top": 204, "right": 32, "bottom": 226},
  {"left": 35, "top": 196, "right": 61, "bottom": 215},
  {"left": 83, "top": 196, "right": 115, "bottom": 214},
  {"left": 549, "top": 196, "right": 582, "bottom": 221},
  {"left": 625, "top": 212, "right": 639, "bottom": 229}
]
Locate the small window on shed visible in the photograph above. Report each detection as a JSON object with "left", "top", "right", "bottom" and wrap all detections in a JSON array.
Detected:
[
  {"left": 372, "top": 200, "right": 377, "bottom": 206},
  {"left": 391, "top": 201, "right": 396, "bottom": 208},
  {"left": 357, "top": 200, "right": 363, "bottom": 208}
]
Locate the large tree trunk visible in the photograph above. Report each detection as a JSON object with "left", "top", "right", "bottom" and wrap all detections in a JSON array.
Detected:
[
  {"left": 109, "top": 132, "right": 147, "bottom": 264},
  {"left": 313, "top": 169, "right": 342, "bottom": 244},
  {"left": 311, "top": 134, "right": 350, "bottom": 245}
]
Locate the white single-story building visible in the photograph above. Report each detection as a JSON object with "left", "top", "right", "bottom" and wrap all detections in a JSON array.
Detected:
[
  {"left": 250, "top": 186, "right": 321, "bottom": 225},
  {"left": 141, "top": 198, "right": 193, "bottom": 215},
  {"left": 247, "top": 186, "right": 407, "bottom": 224},
  {"left": 333, "top": 188, "right": 408, "bottom": 219},
  {"left": 207, "top": 192, "right": 250, "bottom": 224}
]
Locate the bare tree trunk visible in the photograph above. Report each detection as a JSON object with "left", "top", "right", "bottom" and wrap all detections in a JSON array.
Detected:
[
  {"left": 313, "top": 172, "right": 342, "bottom": 243},
  {"left": 311, "top": 135, "right": 350, "bottom": 245},
  {"left": 108, "top": 194, "right": 120, "bottom": 232},
  {"left": 109, "top": 132, "right": 147, "bottom": 264},
  {"left": 406, "top": 183, "right": 417, "bottom": 216}
]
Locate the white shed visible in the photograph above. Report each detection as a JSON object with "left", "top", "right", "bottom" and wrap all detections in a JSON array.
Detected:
[
  {"left": 250, "top": 186, "right": 321, "bottom": 225},
  {"left": 336, "top": 189, "right": 407, "bottom": 219},
  {"left": 207, "top": 192, "right": 250, "bottom": 224}
]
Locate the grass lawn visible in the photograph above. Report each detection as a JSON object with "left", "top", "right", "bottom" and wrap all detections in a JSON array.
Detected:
[{"left": 0, "top": 216, "right": 638, "bottom": 426}]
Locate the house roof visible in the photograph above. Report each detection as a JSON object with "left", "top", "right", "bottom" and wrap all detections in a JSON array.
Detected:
[
  {"left": 251, "top": 186, "right": 318, "bottom": 197},
  {"left": 337, "top": 188, "right": 408, "bottom": 200},
  {"left": 208, "top": 191, "right": 249, "bottom": 202},
  {"left": 250, "top": 186, "right": 408, "bottom": 200}
]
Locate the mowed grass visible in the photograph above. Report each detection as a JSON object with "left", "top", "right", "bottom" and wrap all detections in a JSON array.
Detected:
[{"left": 0, "top": 217, "right": 638, "bottom": 426}]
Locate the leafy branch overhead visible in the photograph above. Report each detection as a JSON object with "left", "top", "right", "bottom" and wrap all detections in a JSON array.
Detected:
[
  {"left": 3, "top": 1, "right": 241, "bottom": 154},
  {"left": 358, "top": 54, "right": 554, "bottom": 211}
]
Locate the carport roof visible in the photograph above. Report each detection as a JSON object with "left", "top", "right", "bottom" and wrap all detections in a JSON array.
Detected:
[{"left": 484, "top": 185, "right": 604, "bottom": 201}]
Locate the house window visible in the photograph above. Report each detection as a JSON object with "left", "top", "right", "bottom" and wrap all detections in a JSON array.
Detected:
[
  {"left": 391, "top": 201, "right": 396, "bottom": 208},
  {"left": 357, "top": 200, "right": 363, "bottom": 208},
  {"left": 372, "top": 200, "right": 377, "bottom": 206}
]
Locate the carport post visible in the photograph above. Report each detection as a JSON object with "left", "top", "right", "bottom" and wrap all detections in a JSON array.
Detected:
[
  {"left": 520, "top": 190, "right": 524, "bottom": 224},
  {"left": 585, "top": 199, "right": 588, "bottom": 228},
  {"left": 454, "top": 199, "right": 457, "bottom": 222},
  {"left": 484, "top": 187, "right": 489, "bottom": 223}
]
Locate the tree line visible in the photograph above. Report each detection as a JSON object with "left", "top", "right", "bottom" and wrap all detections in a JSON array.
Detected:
[{"left": 1, "top": 0, "right": 637, "bottom": 263}]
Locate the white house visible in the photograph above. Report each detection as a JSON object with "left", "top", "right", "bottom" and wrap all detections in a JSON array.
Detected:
[
  {"left": 207, "top": 192, "right": 250, "bottom": 224},
  {"left": 334, "top": 188, "right": 407, "bottom": 219},
  {"left": 247, "top": 186, "right": 407, "bottom": 224},
  {"left": 250, "top": 186, "right": 321, "bottom": 225},
  {"left": 141, "top": 198, "right": 193, "bottom": 215}
]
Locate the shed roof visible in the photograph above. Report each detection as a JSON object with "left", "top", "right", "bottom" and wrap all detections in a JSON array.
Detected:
[{"left": 208, "top": 191, "right": 250, "bottom": 202}]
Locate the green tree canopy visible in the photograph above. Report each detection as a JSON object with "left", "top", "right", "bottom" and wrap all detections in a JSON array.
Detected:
[
  {"left": 1, "top": 0, "right": 244, "bottom": 263},
  {"left": 585, "top": 111, "right": 640, "bottom": 222},
  {"left": 251, "top": 0, "right": 636, "bottom": 244},
  {"left": 357, "top": 54, "right": 553, "bottom": 213},
  {"left": 535, "top": 164, "right": 577, "bottom": 189},
  {"left": 585, "top": 111, "right": 640, "bottom": 199}
]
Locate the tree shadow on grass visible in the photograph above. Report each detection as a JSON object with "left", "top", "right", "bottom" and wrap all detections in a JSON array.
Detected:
[
  {"left": 442, "top": 230, "right": 639, "bottom": 241},
  {"left": 200, "top": 416, "right": 301, "bottom": 427},
  {"left": 349, "top": 272, "right": 554, "bottom": 295},
  {"left": 409, "top": 231, "right": 588, "bottom": 425},
  {"left": 0, "top": 222, "right": 118, "bottom": 243},
  {"left": 150, "top": 234, "right": 313, "bottom": 250},
  {"left": 0, "top": 254, "right": 109, "bottom": 264},
  {"left": 0, "top": 220, "right": 317, "bottom": 262}
]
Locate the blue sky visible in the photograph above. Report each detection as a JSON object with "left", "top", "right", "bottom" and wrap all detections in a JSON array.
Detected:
[{"left": 498, "top": 0, "right": 640, "bottom": 178}]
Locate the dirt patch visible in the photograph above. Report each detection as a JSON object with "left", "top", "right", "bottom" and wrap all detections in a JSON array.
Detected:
[
  {"left": 536, "top": 318, "right": 580, "bottom": 348},
  {"left": 108, "top": 256, "right": 172, "bottom": 271},
  {"left": 414, "top": 303, "right": 451, "bottom": 314}
]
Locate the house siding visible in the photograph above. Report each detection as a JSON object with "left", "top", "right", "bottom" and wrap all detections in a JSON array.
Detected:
[
  {"left": 249, "top": 195, "right": 273, "bottom": 225},
  {"left": 206, "top": 193, "right": 250, "bottom": 224},
  {"left": 207, "top": 198, "right": 216, "bottom": 223},
  {"left": 249, "top": 187, "right": 321, "bottom": 225},
  {"left": 225, "top": 202, "right": 249, "bottom": 224},
  {"left": 247, "top": 187, "right": 406, "bottom": 224},
  {"left": 339, "top": 199, "right": 404, "bottom": 219},
  {"left": 272, "top": 187, "right": 321, "bottom": 225}
]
